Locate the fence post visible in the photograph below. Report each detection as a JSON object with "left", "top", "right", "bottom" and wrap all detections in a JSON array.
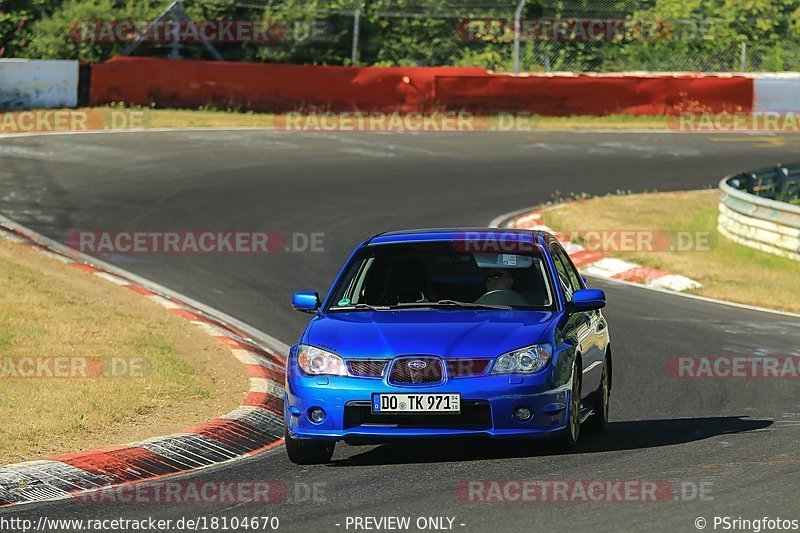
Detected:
[
  {"left": 513, "top": 0, "right": 527, "bottom": 73},
  {"left": 351, "top": 0, "right": 362, "bottom": 65},
  {"left": 776, "top": 165, "right": 789, "bottom": 200},
  {"left": 123, "top": 0, "right": 223, "bottom": 60},
  {"left": 740, "top": 41, "right": 747, "bottom": 71},
  {"left": 169, "top": 5, "right": 183, "bottom": 59}
]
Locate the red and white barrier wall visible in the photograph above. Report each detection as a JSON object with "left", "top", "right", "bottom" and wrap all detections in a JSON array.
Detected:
[
  {"left": 753, "top": 73, "right": 800, "bottom": 112},
  {"left": 0, "top": 59, "right": 79, "bottom": 109},
  {"left": 3, "top": 57, "right": 800, "bottom": 117},
  {"left": 88, "top": 57, "right": 759, "bottom": 116},
  {"left": 433, "top": 72, "right": 753, "bottom": 115}
]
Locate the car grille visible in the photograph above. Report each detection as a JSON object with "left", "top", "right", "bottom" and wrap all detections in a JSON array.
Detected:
[
  {"left": 348, "top": 358, "right": 491, "bottom": 380},
  {"left": 344, "top": 400, "right": 491, "bottom": 429},
  {"left": 446, "top": 358, "right": 491, "bottom": 377},
  {"left": 347, "top": 360, "right": 388, "bottom": 378},
  {"left": 389, "top": 357, "right": 443, "bottom": 384}
]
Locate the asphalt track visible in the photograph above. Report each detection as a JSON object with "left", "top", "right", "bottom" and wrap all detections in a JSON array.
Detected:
[{"left": 1, "top": 131, "right": 799, "bottom": 532}]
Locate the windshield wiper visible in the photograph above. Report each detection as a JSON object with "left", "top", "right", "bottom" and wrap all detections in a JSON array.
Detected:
[
  {"left": 394, "top": 300, "right": 512, "bottom": 310},
  {"left": 435, "top": 299, "right": 513, "bottom": 310},
  {"left": 333, "top": 303, "right": 391, "bottom": 311}
]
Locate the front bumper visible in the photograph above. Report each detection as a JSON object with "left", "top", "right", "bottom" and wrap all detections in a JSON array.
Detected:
[{"left": 285, "top": 371, "right": 571, "bottom": 441}]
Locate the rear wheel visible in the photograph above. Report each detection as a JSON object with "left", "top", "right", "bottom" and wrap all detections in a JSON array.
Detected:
[
  {"left": 585, "top": 357, "right": 609, "bottom": 434},
  {"left": 285, "top": 429, "right": 335, "bottom": 465}
]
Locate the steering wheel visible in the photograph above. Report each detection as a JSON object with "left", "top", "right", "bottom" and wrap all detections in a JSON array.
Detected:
[
  {"left": 475, "top": 289, "right": 528, "bottom": 306},
  {"left": 389, "top": 287, "right": 427, "bottom": 305}
]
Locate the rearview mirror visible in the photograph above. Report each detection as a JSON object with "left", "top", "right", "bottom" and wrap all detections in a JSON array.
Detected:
[
  {"left": 292, "top": 291, "right": 321, "bottom": 313},
  {"left": 572, "top": 289, "right": 606, "bottom": 311}
]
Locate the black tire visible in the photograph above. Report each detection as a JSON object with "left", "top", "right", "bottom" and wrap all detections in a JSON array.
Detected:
[
  {"left": 285, "top": 429, "right": 335, "bottom": 465},
  {"left": 551, "top": 362, "right": 581, "bottom": 449},
  {"left": 584, "top": 357, "right": 609, "bottom": 434}
]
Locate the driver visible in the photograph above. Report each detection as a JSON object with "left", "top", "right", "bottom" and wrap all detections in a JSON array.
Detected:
[{"left": 485, "top": 268, "right": 513, "bottom": 292}]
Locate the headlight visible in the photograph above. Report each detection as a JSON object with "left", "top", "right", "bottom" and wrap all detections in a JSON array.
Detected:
[
  {"left": 297, "top": 345, "right": 348, "bottom": 376},
  {"left": 491, "top": 344, "right": 552, "bottom": 374}
]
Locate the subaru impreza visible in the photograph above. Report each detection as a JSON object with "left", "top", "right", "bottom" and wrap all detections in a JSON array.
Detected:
[{"left": 284, "top": 229, "right": 611, "bottom": 464}]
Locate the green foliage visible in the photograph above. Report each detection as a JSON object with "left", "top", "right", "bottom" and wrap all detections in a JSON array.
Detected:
[
  {"left": 603, "top": 0, "right": 800, "bottom": 70},
  {"left": 22, "top": 0, "right": 163, "bottom": 61},
  {"left": 2, "top": 0, "right": 800, "bottom": 70},
  {"left": 0, "top": 0, "right": 60, "bottom": 57}
]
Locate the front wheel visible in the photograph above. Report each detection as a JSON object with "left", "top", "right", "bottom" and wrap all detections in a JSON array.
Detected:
[
  {"left": 585, "top": 357, "right": 609, "bottom": 434},
  {"left": 552, "top": 362, "right": 581, "bottom": 449},
  {"left": 285, "top": 429, "right": 335, "bottom": 465}
]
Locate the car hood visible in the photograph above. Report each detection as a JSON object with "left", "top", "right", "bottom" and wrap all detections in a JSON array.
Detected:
[{"left": 302, "top": 310, "right": 557, "bottom": 358}]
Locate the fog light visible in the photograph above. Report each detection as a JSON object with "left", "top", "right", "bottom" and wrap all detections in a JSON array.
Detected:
[
  {"left": 514, "top": 407, "right": 532, "bottom": 421},
  {"left": 308, "top": 408, "right": 325, "bottom": 424}
]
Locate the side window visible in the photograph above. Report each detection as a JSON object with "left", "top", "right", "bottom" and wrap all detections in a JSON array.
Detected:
[
  {"left": 350, "top": 257, "right": 374, "bottom": 304},
  {"left": 549, "top": 244, "right": 576, "bottom": 300},
  {"left": 559, "top": 247, "right": 584, "bottom": 291},
  {"left": 332, "top": 257, "right": 373, "bottom": 305}
]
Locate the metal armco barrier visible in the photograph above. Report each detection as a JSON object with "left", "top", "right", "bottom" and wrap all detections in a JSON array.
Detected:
[{"left": 718, "top": 163, "right": 800, "bottom": 261}]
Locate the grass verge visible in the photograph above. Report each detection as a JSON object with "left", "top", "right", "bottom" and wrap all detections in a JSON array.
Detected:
[
  {"left": 542, "top": 189, "right": 800, "bottom": 314},
  {"left": 139, "top": 109, "right": 673, "bottom": 131},
  {"left": 0, "top": 107, "right": 673, "bottom": 133},
  {"left": 0, "top": 237, "right": 248, "bottom": 464}
]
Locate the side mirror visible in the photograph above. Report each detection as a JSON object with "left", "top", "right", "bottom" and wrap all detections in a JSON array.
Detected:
[
  {"left": 292, "top": 291, "right": 321, "bottom": 313},
  {"left": 572, "top": 289, "right": 606, "bottom": 311}
]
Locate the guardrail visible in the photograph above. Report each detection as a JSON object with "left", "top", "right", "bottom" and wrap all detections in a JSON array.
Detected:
[{"left": 718, "top": 163, "right": 800, "bottom": 261}]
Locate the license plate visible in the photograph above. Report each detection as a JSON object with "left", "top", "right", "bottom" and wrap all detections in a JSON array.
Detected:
[{"left": 372, "top": 393, "right": 461, "bottom": 413}]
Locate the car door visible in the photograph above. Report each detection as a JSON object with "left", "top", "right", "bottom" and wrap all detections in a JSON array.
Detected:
[{"left": 550, "top": 243, "right": 603, "bottom": 397}]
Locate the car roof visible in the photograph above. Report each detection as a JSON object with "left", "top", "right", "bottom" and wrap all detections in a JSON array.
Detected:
[{"left": 366, "top": 228, "right": 553, "bottom": 246}]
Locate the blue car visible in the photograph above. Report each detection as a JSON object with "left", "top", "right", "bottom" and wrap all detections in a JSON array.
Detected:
[{"left": 285, "top": 229, "right": 611, "bottom": 464}]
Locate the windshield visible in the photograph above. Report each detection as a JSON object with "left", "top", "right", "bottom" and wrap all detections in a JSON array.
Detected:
[{"left": 327, "top": 241, "right": 554, "bottom": 311}]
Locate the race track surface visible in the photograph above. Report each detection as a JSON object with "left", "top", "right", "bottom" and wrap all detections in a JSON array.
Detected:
[{"left": 1, "top": 131, "right": 799, "bottom": 532}]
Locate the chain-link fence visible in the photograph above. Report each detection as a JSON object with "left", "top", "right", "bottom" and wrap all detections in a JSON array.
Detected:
[
  {"left": 192, "top": 0, "right": 800, "bottom": 71},
  {"left": 6, "top": 0, "right": 800, "bottom": 71}
]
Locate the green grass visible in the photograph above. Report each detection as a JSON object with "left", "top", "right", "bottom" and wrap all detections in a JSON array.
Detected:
[
  {"left": 0, "top": 238, "right": 244, "bottom": 463},
  {"left": 1, "top": 106, "right": 675, "bottom": 133},
  {"left": 542, "top": 189, "right": 800, "bottom": 313},
  {"left": 144, "top": 109, "right": 672, "bottom": 131}
]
